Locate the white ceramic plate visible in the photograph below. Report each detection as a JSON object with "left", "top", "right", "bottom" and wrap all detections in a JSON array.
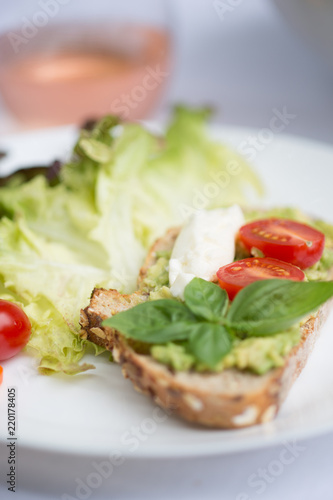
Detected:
[{"left": 0, "top": 125, "right": 333, "bottom": 459}]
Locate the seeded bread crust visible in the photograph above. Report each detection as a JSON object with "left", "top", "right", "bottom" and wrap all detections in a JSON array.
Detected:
[{"left": 80, "top": 228, "right": 333, "bottom": 428}]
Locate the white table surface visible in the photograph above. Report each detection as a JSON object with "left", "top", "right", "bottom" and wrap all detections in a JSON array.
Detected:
[{"left": 1, "top": 1, "right": 333, "bottom": 499}]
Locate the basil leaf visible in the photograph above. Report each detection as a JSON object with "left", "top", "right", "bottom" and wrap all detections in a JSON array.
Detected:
[
  {"left": 188, "top": 323, "right": 233, "bottom": 368},
  {"left": 227, "top": 279, "right": 333, "bottom": 336},
  {"left": 184, "top": 277, "right": 228, "bottom": 322},
  {"left": 103, "top": 299, "right": 196, "bottom": 343}
]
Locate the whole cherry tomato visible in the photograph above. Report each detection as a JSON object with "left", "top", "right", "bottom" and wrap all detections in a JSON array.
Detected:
[{"left": 0, "top": 300, "right": 31, "bottom": 361}]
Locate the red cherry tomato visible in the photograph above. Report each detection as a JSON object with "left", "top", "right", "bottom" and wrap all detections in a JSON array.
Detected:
[
  {"left": 0, "top": 366, "right": 3, "bottom": 385},
  {"left": 0, "top": 300, "right": 31, "bottom": 361},
  {"left": 217, "top": 257, "right": 305, "bottom": 300},
  {"left": 239, "top": 218, "right": 325, "bottom": 269}
]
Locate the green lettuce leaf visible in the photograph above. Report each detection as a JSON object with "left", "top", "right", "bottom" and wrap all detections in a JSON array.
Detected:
[{"left": 0, "top": 216, "right": 112, "bottom": 373}]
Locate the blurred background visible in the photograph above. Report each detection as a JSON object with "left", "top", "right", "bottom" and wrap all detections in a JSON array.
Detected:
[{"left": 0, "top": 0, "right": 332, "bottom": 142}]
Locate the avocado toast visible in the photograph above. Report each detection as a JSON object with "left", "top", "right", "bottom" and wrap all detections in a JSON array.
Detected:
[{"left": 80, "top": 208, "right": 333, "bottom": 428}]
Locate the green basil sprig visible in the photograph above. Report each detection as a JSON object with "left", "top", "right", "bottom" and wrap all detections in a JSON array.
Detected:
[
  {"left": 104, "top": 278, "right": 233, "bottom": 367},
  {"left": 103, "top": 277, "right": 333, "bottom": 368}
]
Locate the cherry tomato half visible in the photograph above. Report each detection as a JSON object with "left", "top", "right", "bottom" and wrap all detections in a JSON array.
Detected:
[
  {"left": 0, "top": 300, "right": 31, "bottom": 361},
  {"left": 239, "top": 218, "right": 325, "bottom": 269},
  {"left": 217, "top": 257, "right": 305, "bottom": 300}
]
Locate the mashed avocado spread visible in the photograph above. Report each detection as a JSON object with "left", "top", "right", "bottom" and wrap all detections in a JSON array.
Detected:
[
  {"left": 140, "top": 208, "right": 333, "bottom": 375},
  {"left": 151, "top": 327, "right": 300, "bottom": 375}
]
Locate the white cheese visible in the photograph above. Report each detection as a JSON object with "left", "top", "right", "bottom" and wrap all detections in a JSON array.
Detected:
[{"left": 169, "top": 205, "right": 245, "bottom": 299}]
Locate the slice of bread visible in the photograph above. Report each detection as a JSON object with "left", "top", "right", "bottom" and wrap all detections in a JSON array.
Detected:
[{"left": 80, "top": 228, "right": 333, "bottom": 428}]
